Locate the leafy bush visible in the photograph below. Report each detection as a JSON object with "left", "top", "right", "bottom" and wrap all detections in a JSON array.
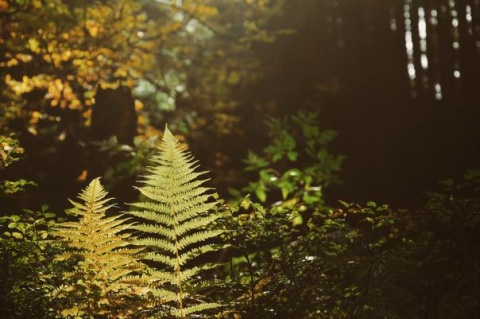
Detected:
[
  {"left": 0, "top": 205, "right": 60, "bottom": 319},
  {"left": 0, "top": 135, "right": 36, "bottom": 196},
  {"left": 0, "top": 135, "right": 56, "bottom": 318},
  {"left": 237, "top": 111, "right": 343, "bottom": 207}
]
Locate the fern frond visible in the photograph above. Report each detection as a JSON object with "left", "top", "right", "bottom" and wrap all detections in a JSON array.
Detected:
[
  {"left": 128, "top": 125, "right": 224, "bottom": 318},
  {"left": 50, "top": 178, "right": 152, "bottom": 318}
]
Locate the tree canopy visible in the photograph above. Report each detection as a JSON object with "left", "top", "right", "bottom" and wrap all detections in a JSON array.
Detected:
[{"left": 0, "top": 0, "right": 290, "bottom": 209}]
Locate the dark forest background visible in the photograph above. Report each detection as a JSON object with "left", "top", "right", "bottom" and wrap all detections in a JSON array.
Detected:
[{"left": 250, "top": 0, "right": 480, "bottom": 208}]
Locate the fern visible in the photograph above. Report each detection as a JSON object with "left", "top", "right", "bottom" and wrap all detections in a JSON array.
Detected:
[
  {"left": 128, "top": 125, "right": 224, "bottom": 318},
  {"left": 51, "top": 178, "right": 152, "bottom": 318}
]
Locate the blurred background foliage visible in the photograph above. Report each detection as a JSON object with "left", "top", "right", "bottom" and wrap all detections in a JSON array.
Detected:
[
  {"left": 2, "top": 0, "right": 479, "bottom": 211},
  {"left": 0, "top": 0, "right": 291, "bottom": 211}
]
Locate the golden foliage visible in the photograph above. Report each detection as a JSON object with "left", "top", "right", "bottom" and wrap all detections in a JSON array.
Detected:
[{"left": 0, "top": 0, "right": 157, "bottom": 115}]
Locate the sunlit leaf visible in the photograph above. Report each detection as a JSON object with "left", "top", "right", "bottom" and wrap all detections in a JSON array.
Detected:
[{"left": 12, "top": 232, "right": 23, "bottom": 239}]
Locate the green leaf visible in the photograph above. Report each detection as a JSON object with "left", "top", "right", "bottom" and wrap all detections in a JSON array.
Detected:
[
  {"left": 338, "top": 200, "right": 349, "bottom": 208},
  {"left": 302, "top": 125, "right": 319, "bottom": 138},
  {"left": 439, "top": 178, "right": 454, "bottom": 187},
  {"left": 12, "top": 232, "right": 23, "bottom": 239},
  {"left": 255, "top": 187, "right": 267, "bottom": 202},
  {"left": 44, "top": 212, "right": 56, "bottom": 219},
  {"left": 7, "top": 222, "right": 17, "bottom": 229},
  {"left": 363, "top": 217, "right": 374, "bottom": 224},
  {"left": 290, "top": 211, "right": 303, "bottom": 226},
  {"left": 240, "top": 197, "right": 252, "bottom": 210},
  {"left": 367, "top": 201, "right": 377, "bottom": 208},
  {"left": 464, "top": 169, "right": 480, "bottom": 180},
  {"left": 319, "top": 130, "right": 337, "bottom": 144},
  {"left": 316, "top": 148, "right": 328, "bottom": 161},
  {"left": 280, "top": 185, "right": 290, "bottom": 199},
  {"left": 272, "top": 152, "right": 282, "bottom": 162},
  {"left": 287, "top": 151, "right": 298, "bottom": 161},
  {"left": 285, "top": 168, "right": 301, "bottom": 177}
]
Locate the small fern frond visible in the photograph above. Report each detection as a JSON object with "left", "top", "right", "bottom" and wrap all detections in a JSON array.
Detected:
[
  {"left": 128, "top": 125, "right": 225, "bottom": 318},
  {"left": 51, "top": 178, "right": 151, "bottom": 318}
]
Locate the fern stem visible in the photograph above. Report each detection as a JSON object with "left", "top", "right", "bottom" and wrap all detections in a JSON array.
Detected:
[{"left": 173, "top": 210, "right": 185, "bottom": 318}]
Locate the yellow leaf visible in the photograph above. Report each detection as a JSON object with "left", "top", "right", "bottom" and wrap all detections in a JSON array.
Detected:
[
  {"left": 134, "top": 99, "right": 143, "bottom": 111},
  {"left": 99, "top": 82, "right": 119, "bottom": 89},
  {"left": 30, "top": 111, "right": 41, "bottom": 124},
  {"left": 6, "top": 58, "right": 19, "bottom": 67},
  {"left": 61, "top": 50, "right": 72, "bottom": 61},
  {"left": 27, "top": 127, "right": 38, "bottom": 135},
  {"left": 15, "top": 53, "right": 33, "bottom": 62},
  {"left": 27, "top": 38, "right": 40, "bottom": 53},
  {"left": 195, "top": 4, "right": 219, "bottom": 17},
  {"left": 124, "top": 77, "right": 135, "bottom": 87},
  {"left": 32, "top": 0, "right": 42, "bottom": 9},
  {"left": 70, "top": 99, "right": 81, "bottom": 108},
  {"left": 89, "top": 25, "right": 99, "bottom": 37},
  {"left": 114, "top": 68, "right": 128, "bottom": 77}
]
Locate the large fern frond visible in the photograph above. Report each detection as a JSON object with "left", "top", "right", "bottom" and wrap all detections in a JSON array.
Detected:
[{"left": 128, "top": 125, "right": 224, "bottom": 318}]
